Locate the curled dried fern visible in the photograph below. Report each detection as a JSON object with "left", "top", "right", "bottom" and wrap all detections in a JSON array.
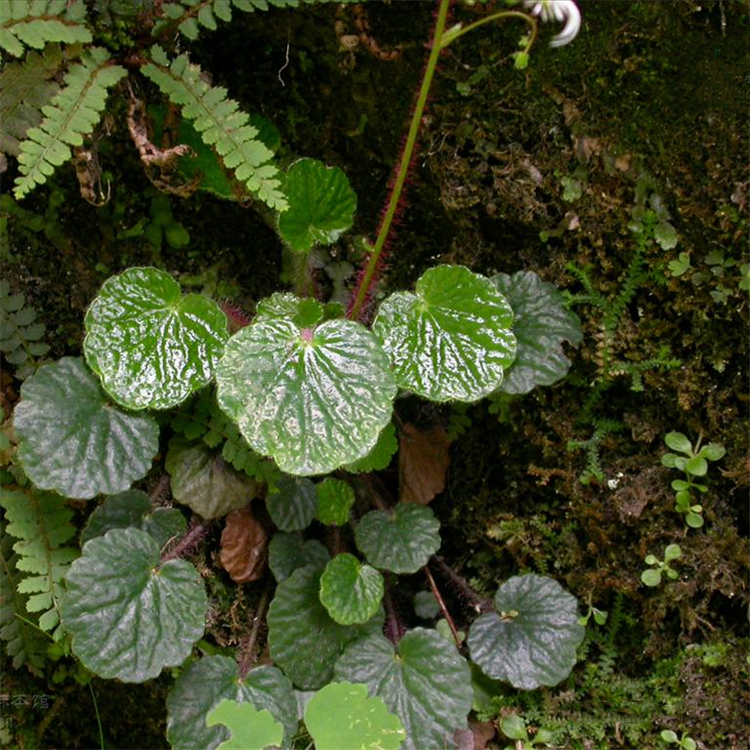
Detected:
[
  {"left": 0, "top": 486, "right": 78, "bottom": 638},
  {"left": 13, "top": 46, "right": 126, "bottom": 200},
  {"left": 142, "top": 46, "right": 287, "bottom": 210},
  {"left": 0, "top": 279, "right": 50, "bottom": 379},
  {"left": 0, "top": 0, "right": 91, "bottom": 59}
]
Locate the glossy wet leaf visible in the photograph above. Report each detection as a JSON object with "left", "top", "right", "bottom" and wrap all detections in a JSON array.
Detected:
[
  {"left": 373, "top": 265, "right": 516, "bottom": 402},
  {"left": 319, "top": 553, "right": 384, "bottom": 625},
  {"left": 14, "top": 357, "right": 159, "bottom": 500},
  {"left": 267, "top": 532, "right": 330, "bottom": 583},
  {"left": 355, "top": 503, "right": 441, "bottom": 574},
  {"left": 81, "top": 490, "right": 186, "bottom": 548},
  {"left": 61, "top": 527, "right": 207, "bottom": 682},
  {"left": 215, "top": 305, "right": 396, "bottom": 475},
  {"left": 467, "top": 573, "right": 585, "bottom": 689},
  {"left": 343, "top": 422, "right": 398, "bottom": 474},
  {"left": 267, "top": 564, "right": 382, "bottom": 689},
  {"left": 278, "top": 158, "right": 356, "bottom": 253},
  {"left": 166, "top": 437, "right": 257, "bottom": 519},
  {"left": 84, "top": 267, "right": 228, "bottom": 410},
  {"left": 206, "top": 699, "right": 284, "bottom": 750},
  {"left": 305, "top": 682, "right": 406, "bottom": 750},
  {"left": 315, "top": 478, "right": 355, "bottom": 526},
  {"left": 334, "top": 628, "right": 473, "bottom": 750},
  {"left": 167, "top": 655, "right": 297, "bottom": 750},
  {"left": 491, "top": 270, "right": 582, "bottom": 394},
  {"left": 266, "top": 475, "right": 318, "bottom": 531}
]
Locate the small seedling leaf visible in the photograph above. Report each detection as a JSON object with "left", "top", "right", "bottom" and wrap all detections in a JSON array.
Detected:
[
  {"left": 84, "top": 267, "right": 228, "bottom": 410},
  {"left": 61, "top": 528, "right": 207, "bottom": 682},
  {"left": 355, "top": 502, "right": 441, "bottom": 574},
  {"left": 81, "top": 490, "right": 186, "bottom": 548},
  {"left": 319, "top": 553, "right": 384, "bottom": 625},
  {"left": 699, "top": 442, "right": 726, "bottom": 461},
  {"left": 685, "top": 456, "right": 708, "bottom": 476},
  {"left": 14, "top": 357, "right": 159, "bottom": 499},
  {"left": 166, "top": 655, "right": 297, "bottom": 750},
  {"left": 304, "top": 682, "right": 406, "bottom": 750},
  {"left": 278, "top": 158, "right": 357, "bottom": 253},
  {"left": 500, "top": 715, "right": 528, "bottom": 741},
  {"left": 467, "top": 574, "right": 585, "bottom": 689},
  {"left": 334, "top": 628, "right": 473, "bottom": 750},
  {"left": 216, "top": 304, "right": 396, "bottom": 475},
  {"left": 373, "top": 265, "right": 516, "bottom": 402},
  {"left": 664, "top": 432, "right": 692, "bottom": 455},
  {"left": 267, "top": 564, "right": 383, "bottom": 689},
  {"left": 491, "top": 270, "right": 582, "bottom": 394},
  {"left": 206, "top": 699, "right": 283, "bottom": 750},
  {"left": 664, "top": 544, "right": 682, "bottom": 562},
  {"left": 266, "top": 475, "right": 318, "bottom": 531},
  {"left": 641, "top": 568, "right": 662, "bottom": 587}
]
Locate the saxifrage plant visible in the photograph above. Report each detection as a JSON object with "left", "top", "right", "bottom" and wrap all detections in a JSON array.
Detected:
[{"left": 1, "top": 2, "right": 591, "bottom": 748}]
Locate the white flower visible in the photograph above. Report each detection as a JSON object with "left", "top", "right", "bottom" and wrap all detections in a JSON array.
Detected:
[{"left": 524, "top": 0, "right": 581, "bottom": 47}]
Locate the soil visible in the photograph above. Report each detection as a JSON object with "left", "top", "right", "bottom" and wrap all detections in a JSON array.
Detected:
[{"left": 1, "top": 2, "right": 748, "bottom": 749}]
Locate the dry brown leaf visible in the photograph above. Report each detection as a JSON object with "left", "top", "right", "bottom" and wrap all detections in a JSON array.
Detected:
[
  {"left": 399, "top": 424, "right": 450, "bottom": 505},
  {"left": 453, "top": 720, "right": 496, "bottom": 750},
  {"left": 219, "top": 505, "right": 267, "bottom": 583}
]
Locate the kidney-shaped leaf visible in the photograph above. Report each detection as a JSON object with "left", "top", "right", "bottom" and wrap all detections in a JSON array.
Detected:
[
  {"left": 467, "top": 573, "right": 585, "bottom": 690},
  {"left": 266, "top": 475, "right": 318, "bottom": 531},
  {"left": 166, "top": 437, "right": 257, "bottom": 519},
  {"left": 267, "top": 564, "right": 382, "bottom": 689},
  {"left": 373, "top": 265, "right": 516, "bottom": 402},
  {"left": 81, "top": 490, "right": 186, "bottom": 548},
  {"left": 334, "top": 628, "right": 472, "bottom": 750},
  {"left": 206, "top": 699, "right": 284, "bottom": 750},
  {"left": 84, "top": 267, "right": 228, "bottom": 410},
  {"left": 305, "top": 681, "right": 405, "bottom": 750},
  {"left": 14, "top": 357, "right": 159, "bottom": 499},
  {"left": 268, "top": 532, "right": 330, "bottom": 583},
  {"left": 315, "top": 478, "right": 356, "bottom": 526},
  {"left": 278, "top": 158, "right": 357, "bottom": 253},
  {"left": 319, "top": 553, "right": 384, "bottom": 625},
  {"left": 215, "top": 307, "right": 396, "bottom": 475},
  {"left": 166, "top": 655, "right": 297, "bottom": 750},
  {"left": 491, "top": 271, "right": 582, "bottom": 394},
  {"left": 355, "top": 503, "right": 441, "bottom": 574},
  {"left": 61, "top": 527, "right": 207, "bottom": 682}
]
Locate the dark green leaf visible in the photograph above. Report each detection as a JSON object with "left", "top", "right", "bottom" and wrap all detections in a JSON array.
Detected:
[
  {"left": 267, "top": 532, "right": 330, "bottom": 583},
  {"left": 265, "top": 475, "right": 318, "bottom": 531},
  {"left": 319, "top": 553, "right": 384, "bottom": 625}
]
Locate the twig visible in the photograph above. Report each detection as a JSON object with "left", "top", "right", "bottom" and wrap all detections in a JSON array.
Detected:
[
  {"left": 383, "top": 579, "right": 405, "bottom": 645},
  {"left": 160, "top": 520, "right": 210, "bottom": 563},
  {"left": 430, "top": 555, "right": 493, "bottom": 613},
  {"left": 238, "top": 583, "right": 272, "bottom": 677},
  {"left": 423, "top": 565, "right": 462, "bottom": 650}
]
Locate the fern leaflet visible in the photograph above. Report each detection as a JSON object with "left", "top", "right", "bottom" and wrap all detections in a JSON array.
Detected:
[
  {"left": 0, "top": 487, "right": 78, "bottom": 637},
  {"left": 0, "top": 0, "right": 91, "bottom": 58},
  {"left": 142, "top": 46, "right": 287, "bottom": 211},
  {"left": 13, "top": 46, "right": 126, "bottom": 200},
  {"left": 0, "top": 279, "right": 50, "bottom": 379},
  {"left": 0, "top": 530, "right": 48, "bottom": 674}
]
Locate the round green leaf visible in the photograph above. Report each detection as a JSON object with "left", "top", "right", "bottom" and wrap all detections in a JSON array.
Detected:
[
  {"left": 343, "top": 423, "right": 398, "bottom": 474},
  {"left": 267, "top": 564, "right": 383, "bottom": 689},
  {"left": 373, "top": 265, "right": 517, "bottom": 402},
  {"left": 166, "top": 437, "right": 257, "bottom": 519},
  {"left": 491, "top": 270, "right": 582, "bottom": 394},
  {"left": 266, "top": 475, "right": 318, "bottom": 531},
  {"left": 319, "top": 553, "right": 384, "bottom": 625},
  {"left": 355, "top": 503, "right": 441, "bottom": 574},
  {"left": 664, "top": 544, "right": 682, "bottom": 562},
  {"left": 167, "top": 655, "right": 297, "bottom": 750},
  {"left": 84, "top": 267, "right": 228, "bottom": 410},
  {"left": 61, "top": 527, "right": 207, "bottom": 682},
  {"left": 641, "top": 568, "right": 662, "bottom": 587},
  {"left": 278, "top": 158, "right": 357, "bottom": 253},
  {"left": 664, "top": 432, "right": 692, "bottom": 455},
  {"left": 685, "top": 456, "right": 708, "bottom": 476},
  {"left": 315, "top": 478, "right": 355, "bottom": 526},
  {"left": 14, "top": 357, "right": 159, "bottom": 500},
  {"left": 699, "top": 442, "right": 725, "bottom": 462},
  {"left": 206, "top": 699, "right": 284, "bottom": 750},
  {"left": 81, "top": 490, "right": 186, "bottom": 548},
  {"left": 305, "top": 682, "right": 406, "bottom": 750},
  {"left": 268, "top": 532, "right": 330, "bottom": 583},
  {"left": 334, "top": 629, "right": 473, "bottom": 750},
  {"left": 215, "top": 308, "right": 396, "bottom": 475},
  {"left": 467, "top": 573, "right": 585, "bottom": 689}
]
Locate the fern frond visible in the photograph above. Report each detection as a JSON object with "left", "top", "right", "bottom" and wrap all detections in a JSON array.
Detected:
[
  {"left": 13, "top": 46, "right": 126, "bottom": 200},
  {"left": 0, "top": 530, "right": 49, "bottom": 674},
  {"left": 0, "top": 487, "right": 78, "bottom": 637},
  {"left": 0, "top": 44, "right": 62, "bottom": 158},
  {"left": 0, "top": 0, "right": 91, "bottom": 59},
  {"left": 0, "top": 279, "right": 50, "bottom": 380},
  {"left": 142, "top": 46, "right": 287, "bottom": 211}
]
